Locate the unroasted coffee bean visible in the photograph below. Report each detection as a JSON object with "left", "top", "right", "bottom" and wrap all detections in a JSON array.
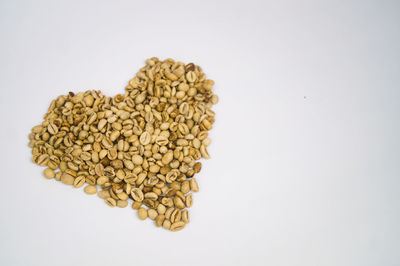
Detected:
[
  {"left": 174, "top": 197, "right": 185, "bottom": 209},
  {"left": 190, "top": 178, "right": 199, "bottom": 192},
  {"left": 43, "top": 168, "right": 55, "bottom": 179},
  {"left": 170, "top": 221, "right": 185, "bottom": 232},
  {"left": 186, "top": 193, "right": 193, "bottom": 208},
  {"left": 170, "top": 209, "right": 181, "bottom": 223},
  {"left": 132, "top": 155, "right": 143, "bottom": 165},
  {"left": 98, "top": 190, "right": 110, "bottom": 199},
  {"left": 155, "top": 214, "right": 165, "bottom": 227},
  {"left": 84, "top": 185, "right": 97, "bottom": 194},
  {"left": 37, "top": 154, "right": 49, "bottom": 166},
  {"left": 105, "top": 197, "right": 116, "bottom": 207},
  {"left": 117, "top": 200, "right": 128, "bottom": 208},
  {"left": 165, "top": 207, "right": 174, "bottom": 220},
  {"left": 162, "top": 198, "right": 174, "bottom": 208},
  {"left": 55, "top": 171, "right": 62, "bottom": 181},
  {"left": 143, "top": 199, "right": 156, "bottom": 209},
  {"left": 162, "top": 151, "right": 173, "bottom": 165},
  {"left": 148, "top": 209, "right": 158, "bottom": 220},
  {"left": 61, "top": 173, "right": 74, "bottom": 185},
  {"left": 73, "top": 175, "right": 86, "bottom": 188},
  {"left": 95, "top": 164, "right": 104, "bottom": 176},
  {"left": 47, "top": 123, "right": 58, "bottom": 135},
  {"left": 182, "top": 209, "right": 189, "bottom": 224},
  {"left": 138, "top": 208, "right": 147, "bottom": 220},
  {"left": 145, "top": 192, "right": 158, "bottom": 201},
  {"left": 139, "top": 131, "right": 151, "bottom": 145},
  {"left": 131, "top": 188, "right": 144, "bottom": 202},
  {"left": 157, "top": 204, "right": 166, "bottom": 215},
  {"left": 193, "top": 162, "right": 202, "bottom": 173},
  {"left": 85, "top": 175, "right": 96, "bottom": 185},
  {"left": 131, "top": 201, "right": 142, "bottom": 210},
  {"left": 181, "top": 180, "right": 190, "bottom": 194},
  {"left": 163, "top": 219, "right": 171, "bottom": 230},
  {"left": 96, "top": 176, "right": 108, "bottom": 185},
  {"left": 116, "top": 192, "right": 128, "bottom": 201}
]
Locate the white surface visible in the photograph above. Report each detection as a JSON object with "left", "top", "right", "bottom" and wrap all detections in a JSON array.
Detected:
[{"left": 0, "top": 1, "right": 399, "bottom": 265}]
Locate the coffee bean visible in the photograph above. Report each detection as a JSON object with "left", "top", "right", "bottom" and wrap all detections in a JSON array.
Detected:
[{"left": 84, "top": 185, "right": 97, "bottom": 194}]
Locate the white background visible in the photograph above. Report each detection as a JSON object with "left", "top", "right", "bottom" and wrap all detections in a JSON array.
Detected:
[{"left": 0, "top": 1, "right": 399, "bottom": 265}]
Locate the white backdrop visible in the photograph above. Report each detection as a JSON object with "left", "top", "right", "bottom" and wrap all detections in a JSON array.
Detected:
[{"left": 0, "top": 1, "right": 399, "bottom": 265}]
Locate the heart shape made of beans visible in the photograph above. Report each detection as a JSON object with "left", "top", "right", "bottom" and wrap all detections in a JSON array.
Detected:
[{"left": 29, "top": 57, "right": 218, "bottom": 232}]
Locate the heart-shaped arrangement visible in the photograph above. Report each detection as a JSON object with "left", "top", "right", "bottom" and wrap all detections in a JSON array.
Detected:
[{"left": 28, "top": 57, "right": 218, "bottom": 231}]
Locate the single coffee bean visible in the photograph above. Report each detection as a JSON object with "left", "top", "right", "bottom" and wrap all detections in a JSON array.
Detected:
[
  {"left": 43, "top": 168, "right": 55, "bottom": 179},
  {"left": 105, "top": 197, "right": 116, "bottom": 207},
  {"left": 155, "top": 214, "right": 165, "bottom": 227},
  {"left": 170, "top": 221, "right": 185, "bottom": 232},
  {"left": 148, "top": 209, "right": 158, "bottom": 220},
  {"left": 61, "top": 173, "right": 74, "bottom": 185},
  {"left": 73, "top": 175, "right": 86, "bottom": 188},
  {"left": 84, "top": 185, "right": 97, "bottom": 194},
  {"left": 138, "top": 208, "right": 147, "bottom": 220}
]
